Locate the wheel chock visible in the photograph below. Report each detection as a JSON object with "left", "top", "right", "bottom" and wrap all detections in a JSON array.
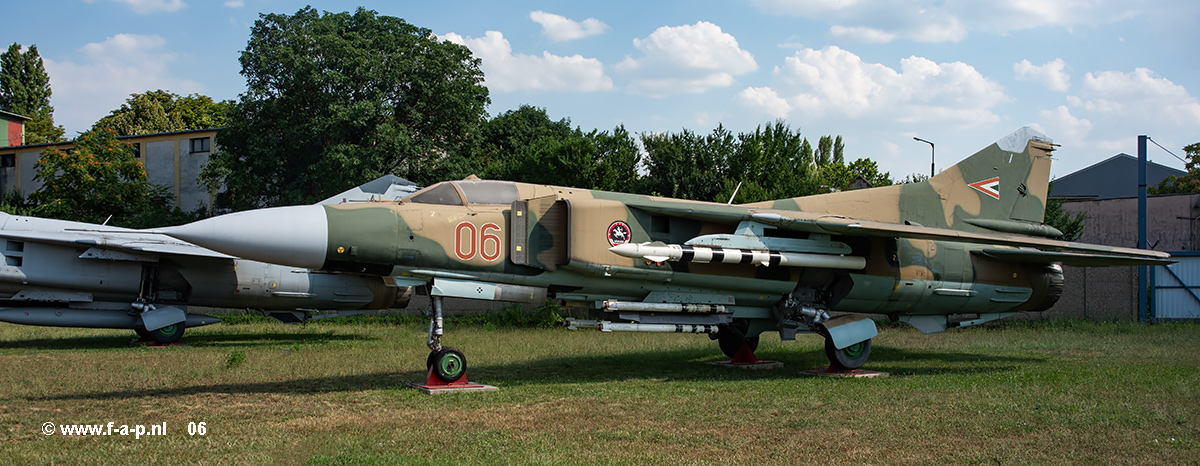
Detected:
[
  {"left": 707, "top": 341, "right": 783, "bottom": 370},
  {"left": 801, "top": 366, "right": 888, "bottom": 378},
  {"left": 410, "top": 367, "right": 498, "bottom": 395}
]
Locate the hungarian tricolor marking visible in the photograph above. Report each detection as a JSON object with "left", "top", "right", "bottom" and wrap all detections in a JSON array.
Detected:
[{"left": 968, "top": 177, "right": 1001, "bottom": 200}]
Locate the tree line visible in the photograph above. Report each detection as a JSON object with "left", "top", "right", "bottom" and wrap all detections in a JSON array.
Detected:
[
  {"left": 0, "top": 6, "right": 1153, "bottom": 240},
  {"left": 0, "top": 7, "right": 894, "bottom": 228}
]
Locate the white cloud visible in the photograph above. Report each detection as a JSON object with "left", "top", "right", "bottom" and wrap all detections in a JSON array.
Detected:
[
  {"left": 829, "top": 26, "right": 896, "bottom": 44},
  {"left": 616, "top": 21, "right": 757, "bottom": 96},
  {"left": 529, "top": 11, "right": 608, "bottom": 41},
  {"left": 42, "top": 34, "right": 203, "bottom": 133},
  {"left": 1076, "top": 68, "right": 1200, "bottom": 125},
  {"left": 738, "top": 46, "right": 1008, "bottom": 127},
  {"left": 749, "top": 0, "right": 1145, "bottom": 43},
  {"left": 441, "top": 31, "right": 613, "bottom": 93},
  {"left": 107, "top": 0, "right": 186, "bottom": 14},
  {"left": 223, "top": 0, "right": 244, "bottom": 8},
  {"left": 1038, "top": 105, "right": 1093, "bottom": 144},
  {"left": 734, "top": 87, "right": 791, "bottom": 118},
  {"left": 1014, "top": 58, "right": 1071, "bottom": 92}
]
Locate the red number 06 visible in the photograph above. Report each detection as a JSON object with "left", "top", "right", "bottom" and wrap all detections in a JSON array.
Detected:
[{"left": 454, "top": 222, "right": 502, "bottom": 261}]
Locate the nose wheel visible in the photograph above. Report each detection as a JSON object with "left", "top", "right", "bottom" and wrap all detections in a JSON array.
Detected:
[
  {"left": 427, "top": 347, "right": 467, "bottom": 383},
  {"left": 412, "top": 296, "right": 494, "bottom": 393}
]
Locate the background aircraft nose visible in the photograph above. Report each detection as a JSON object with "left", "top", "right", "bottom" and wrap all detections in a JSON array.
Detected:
[{"left": 161, "top": 205, "right": 330, "bottom": 269}]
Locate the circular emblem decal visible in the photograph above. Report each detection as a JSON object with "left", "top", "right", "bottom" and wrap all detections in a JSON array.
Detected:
[{"left": 607, "top": 221, "right": 631, "bottom": 246}]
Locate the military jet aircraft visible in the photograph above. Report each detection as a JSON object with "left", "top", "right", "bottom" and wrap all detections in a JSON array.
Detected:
[
  {"left": 0, "top": 176, "right": 419, "bottom": 343},
  {"left": 160, "top": 128, "right": 1170, "bottom": 381}
]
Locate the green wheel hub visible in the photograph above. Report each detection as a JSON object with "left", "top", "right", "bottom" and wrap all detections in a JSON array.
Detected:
[
  {"left": 843, "top": 341, "right": 866, "bottom": 359},
  {"left": 438, "top": 353, "right": 464, "bottom": 379},
  {"left": 430, "top": 347, "right": 467, "bottom": 383}
]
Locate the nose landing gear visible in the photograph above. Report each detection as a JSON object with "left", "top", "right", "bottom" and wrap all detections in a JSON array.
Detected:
[{"left": 411, "top": 296, "right": 497, "bottom": 394}]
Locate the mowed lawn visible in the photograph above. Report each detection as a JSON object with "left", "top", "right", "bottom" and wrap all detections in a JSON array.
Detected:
[{"left": 0, "top": 317, "right": 1197, "bottom": 465}]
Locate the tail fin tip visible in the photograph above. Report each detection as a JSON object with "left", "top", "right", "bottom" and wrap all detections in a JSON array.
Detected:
[{"left": 997, "top": 126, "right": 1052, "bottom": 154}]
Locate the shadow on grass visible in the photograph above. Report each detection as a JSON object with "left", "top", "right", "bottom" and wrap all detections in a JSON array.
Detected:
[
  {"left": 34, "top": 344, "right": 1041, "bottom": 401},
  {"left": 0, "top": 331, "right": 371, "bottom": 351}
]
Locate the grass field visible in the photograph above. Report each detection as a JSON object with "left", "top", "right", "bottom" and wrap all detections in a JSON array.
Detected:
[{"left": 0, "top": 317, "right": 1197, "bottom": 465}]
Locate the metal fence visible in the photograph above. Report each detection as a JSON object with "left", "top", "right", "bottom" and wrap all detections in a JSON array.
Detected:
[{"left": 1151, "top": 251, "right": 1200, "bottom": 321}]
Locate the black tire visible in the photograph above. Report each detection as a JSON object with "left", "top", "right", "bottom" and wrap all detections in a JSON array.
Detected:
[
  {"left": 134, "top": 327, "right": 152, "bottom": 340},
  {"left": 717, "top": 321, "right": 759, "bottom": 358},
  {"left": 824, "top": 338, "right": 871, "bottom": 370},
  {"left": 145, "top": 323, "right": 185, "bottom": 344},
  {"left": 430, "top": 347, "right": 467, "bottom": 383}
]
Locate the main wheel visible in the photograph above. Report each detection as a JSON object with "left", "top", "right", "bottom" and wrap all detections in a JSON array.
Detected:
[
  {"left": 430, "top": 347, "right": 467, "bottom": 383},
  {"left": 717, "top": 321, "right": 759, "bottom": 358},
  {"left": 824, "top": 338, "right": 871, "bottom": 370},
  {"left": 143, "top": 323, "right": 185, "bottom": 344}
]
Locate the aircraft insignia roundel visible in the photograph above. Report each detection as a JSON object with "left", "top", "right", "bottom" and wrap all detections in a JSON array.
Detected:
[
  {"left": 968, "top": 177, "right": 1001, "bottom": 200},
  {"left": 608, "top": 221, "right": 631, "bottom": 246}
]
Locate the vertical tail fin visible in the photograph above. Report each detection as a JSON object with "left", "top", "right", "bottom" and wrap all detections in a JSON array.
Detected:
[
  {"left": 750, "top": 127, "right": 1057, "bottom": 235},
  {"left": 910, "top": 126, "right": 1056, "bottom": 233}
]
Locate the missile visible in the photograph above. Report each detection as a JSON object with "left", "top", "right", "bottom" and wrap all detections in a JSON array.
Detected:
[
  {"left": 608, "top": 242, "right": 866, "bottom": 270},
  {"left": 564, "top": 319, "right": 720, "bottom": 334},
  {"left": 602, "top": 300, "right": 728, "bottom": 313}
]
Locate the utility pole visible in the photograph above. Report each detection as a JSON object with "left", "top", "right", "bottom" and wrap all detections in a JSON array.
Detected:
[
  {"left": 1138, "top": 135, "right": 1148, "bottom": 322},
  {"left": 914, "top": 137, "right": 935, "bottom": 177}
]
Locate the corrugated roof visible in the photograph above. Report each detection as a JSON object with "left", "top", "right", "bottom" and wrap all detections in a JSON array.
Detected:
[{"left": 1050, "top": 153, "right": 1187, "bottom": 200}]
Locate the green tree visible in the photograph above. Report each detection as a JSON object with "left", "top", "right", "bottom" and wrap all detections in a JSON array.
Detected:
[
  {"left": 0, "top": 43, "right": 64, "bottom": 143},
  {"left": 720, "top": 121, "right": 819, "bottom": 203},
  {"left": 475, "top": 105, "right": 574, "bottom": 180},
  {"left": 92, "top": 90, "right": 233, "bottom": 136},
  {"left": 474, "top": 105, "right": 640, "bottom": 192},
  {"left": 1149, "top": 143, "right": 1200, "bottom": 194},
  {"left": 833, "top": 135, "right": 844, "bottom": 165},
  {"left": 818, "top": 158, "right": 894, "bottom": 191},
  {"left": 641, "top": 126, "right": 735, "bottom": 201},
  {"left": 1044, "top": 182, "right": 1085, "bottom": 241},
  {"left": 29, "top": 127, "right": 172, "bottom": 226},
  {"left": 203, "top": 7, "right": 489, "bottom": 209},
  {"left": 816, "top": 135, "right": 833, "bottom": 167}
]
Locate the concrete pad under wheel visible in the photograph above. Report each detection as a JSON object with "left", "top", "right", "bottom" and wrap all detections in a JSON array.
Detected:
[
  {"left": 707, "top": 360, "right": 784, "bottom": 370},
  {"left": 801, "top": 366, "right": 888, "bottom": 378},
  {"left": 410, "top": 382, "right": 499, "bottom": 395}
]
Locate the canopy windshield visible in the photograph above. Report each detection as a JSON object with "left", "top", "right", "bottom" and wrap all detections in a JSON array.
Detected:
[{"left": 405, "top": 180, "right": 520, "bottom": 206}]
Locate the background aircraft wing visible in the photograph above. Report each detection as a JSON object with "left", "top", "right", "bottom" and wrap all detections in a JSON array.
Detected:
[{"left": 0, "top": 229, "right": 235, "bottom": 260}]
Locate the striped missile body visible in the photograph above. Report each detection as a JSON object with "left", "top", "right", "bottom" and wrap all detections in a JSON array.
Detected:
[{"left": 607, "top": 242, "right": 866, "bottom": 270}]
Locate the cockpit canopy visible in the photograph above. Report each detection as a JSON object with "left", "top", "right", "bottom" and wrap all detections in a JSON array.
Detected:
[{"left": 405, "top": 180, "right": 520, "bottom": 206}]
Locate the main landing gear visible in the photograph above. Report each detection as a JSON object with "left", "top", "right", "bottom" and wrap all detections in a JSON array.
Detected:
[
  {"left": 134, "top": 322, "right": 186, "bottom": 345},
  {"left": 824, "top": 336, "right": 871, "bottom": 370}
]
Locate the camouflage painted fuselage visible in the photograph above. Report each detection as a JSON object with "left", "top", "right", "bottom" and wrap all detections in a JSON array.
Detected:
[{"left": 311, "top": 133, "right": 1067, "bottom": 335}]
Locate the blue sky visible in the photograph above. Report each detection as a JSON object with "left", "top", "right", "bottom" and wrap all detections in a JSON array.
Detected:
[{"left": 4, "top": 0, "right": 1198, "bottom": 180}]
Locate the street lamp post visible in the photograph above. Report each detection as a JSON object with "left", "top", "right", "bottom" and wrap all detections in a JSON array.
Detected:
[{"left": 913, "top": 137, "right": 935, "bottom": 177}]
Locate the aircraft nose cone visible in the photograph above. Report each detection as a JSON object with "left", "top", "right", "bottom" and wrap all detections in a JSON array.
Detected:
[{"left": 161, "top": 205, "right": 329, "bottom": 269}]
